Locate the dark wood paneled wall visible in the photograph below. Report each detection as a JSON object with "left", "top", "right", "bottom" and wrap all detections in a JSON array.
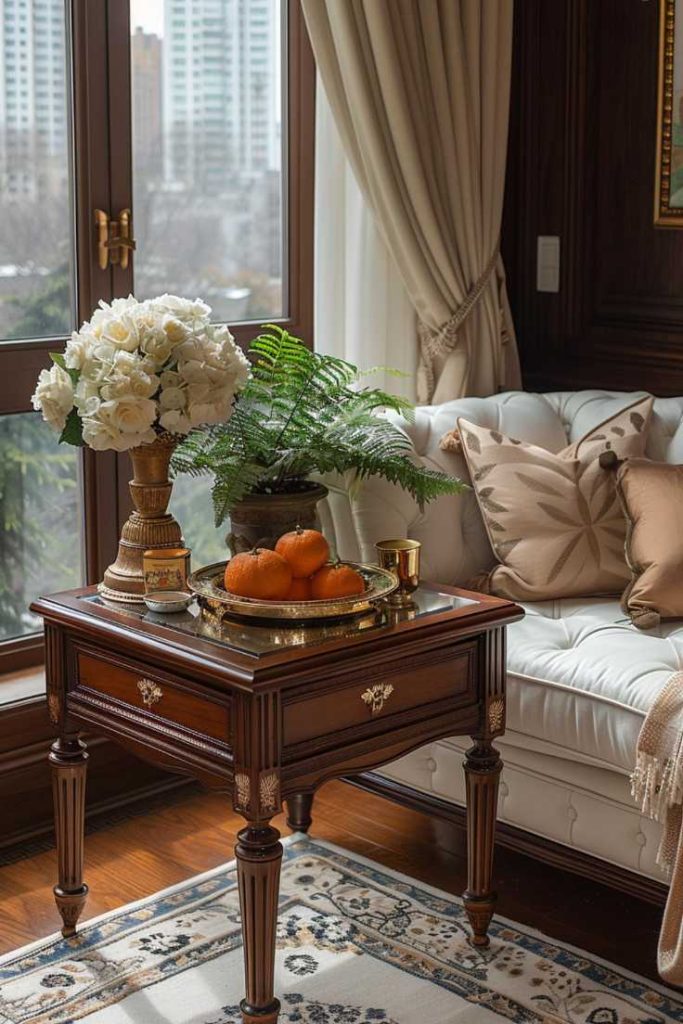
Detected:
[{"left": 503, "top": 0, "right": 683, "bottom": 395}]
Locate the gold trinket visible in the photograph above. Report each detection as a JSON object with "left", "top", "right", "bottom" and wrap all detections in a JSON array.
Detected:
[
  {"left": 375, "top": 539, "right": 421, "bottom": 605},
  {"left": 137, "top": 678, "right": 163, "bottom": 707},
  {"left": 361, "top": 682, "right": 395, "bottom": 714}
]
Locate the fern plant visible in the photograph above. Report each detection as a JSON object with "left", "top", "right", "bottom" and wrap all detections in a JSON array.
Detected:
[{"left": 172, "top": 326, "right": 466, "bottom": 527}]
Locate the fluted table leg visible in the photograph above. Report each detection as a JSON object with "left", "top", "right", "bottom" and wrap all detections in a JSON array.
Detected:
[
  {"left": 463, "top": 739, "right": 502, "bottom": 948},
  {"left": 236, "top": 824, "right": 283, "bottom": 1024},
  {"left": 49, "top": 735, "right": 89, "bottom": 937}
]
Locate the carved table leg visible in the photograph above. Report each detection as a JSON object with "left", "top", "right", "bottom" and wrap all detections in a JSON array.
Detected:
[
  {"left": 49, "top": 735, "right": 89, "bottom": 937},
  {"left": 236, "top": 824, "right": 283, "bottom": 1024},
  {"left": 285, "top": 793, "right": 313, "bottom": 834},
  {"left": 463, "top": 739, "right": 502, "bottom": 948}
]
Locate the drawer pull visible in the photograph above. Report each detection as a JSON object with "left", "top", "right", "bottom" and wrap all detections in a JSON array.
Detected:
[
  {"left": 361, "top": 682, "right": 394, "bottom": 715},
  {"left": 137, "top": 678, "right": 163, "bottom": 707}
]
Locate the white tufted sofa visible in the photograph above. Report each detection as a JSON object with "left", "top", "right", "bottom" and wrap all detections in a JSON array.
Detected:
[{"left": 320, "top": 390, "right": 683, "bottom": 889}]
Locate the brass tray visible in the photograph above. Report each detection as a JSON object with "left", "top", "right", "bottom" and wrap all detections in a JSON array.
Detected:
[{"left": 187, "top": 560, "right": 398, "bottom": 622}]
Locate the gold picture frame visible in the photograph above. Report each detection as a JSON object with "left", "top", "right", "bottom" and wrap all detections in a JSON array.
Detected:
[{"left": 655, "top": 0, "right": 683, "bottom": 225}]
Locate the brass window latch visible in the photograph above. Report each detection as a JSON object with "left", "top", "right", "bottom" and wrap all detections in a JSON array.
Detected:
[{"left": 95, "top": 208, "right": 136, "bottom": 270}]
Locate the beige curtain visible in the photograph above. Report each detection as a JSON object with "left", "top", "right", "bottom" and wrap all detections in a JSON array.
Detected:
[{"left": 301, "top": 0, "right": 521, "bottom": 403}]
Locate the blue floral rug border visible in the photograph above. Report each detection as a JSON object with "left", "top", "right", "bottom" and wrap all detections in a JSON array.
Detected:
[
  {"left": 296, "top": 837, "right": 683, "bottom": 1021},
  {"left": 2, "top": 833, "right": 681, "bottom": 1024}
]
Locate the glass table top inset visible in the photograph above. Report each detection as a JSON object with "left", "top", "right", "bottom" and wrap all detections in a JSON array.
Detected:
[{"left": 82, "top": 586, "right": 478, "bottom": 659}]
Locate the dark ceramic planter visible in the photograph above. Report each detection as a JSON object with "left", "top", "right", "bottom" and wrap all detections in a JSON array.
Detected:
[{"left": 226, "top": 483, "right": 329, "bottom": 556}]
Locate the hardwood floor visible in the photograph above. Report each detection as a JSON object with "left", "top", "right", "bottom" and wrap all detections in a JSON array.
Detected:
[{"left": 0, "top": 780, "right": 664, "bottom": 983}]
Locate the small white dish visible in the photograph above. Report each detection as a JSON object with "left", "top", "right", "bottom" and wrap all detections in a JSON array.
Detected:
[{"left": 143, "top": 590, "right": 193, "bottom": 614}]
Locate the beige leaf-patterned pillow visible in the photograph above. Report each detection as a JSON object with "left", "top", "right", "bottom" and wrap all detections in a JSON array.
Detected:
[{"left": 457, "top": 397, "right": 654, "bottom": 601}]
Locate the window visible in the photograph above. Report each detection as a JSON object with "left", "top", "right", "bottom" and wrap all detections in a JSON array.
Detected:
[
  {"left": 130, "top": 0, "right": 312, "bottom": 343},
  {"left": 0, "top": 0, "right": 314, "bottom": 681},
  {"left": 0, "top": 414, "right": 82, "bottom": 644},
  {"left": 0, "top": 0, "right": 81, "bottom": 674}
]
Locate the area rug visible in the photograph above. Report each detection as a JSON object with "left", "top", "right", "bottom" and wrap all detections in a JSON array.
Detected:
[{"left": 1, "top": 835, "right": 682, "bottom": 1024}]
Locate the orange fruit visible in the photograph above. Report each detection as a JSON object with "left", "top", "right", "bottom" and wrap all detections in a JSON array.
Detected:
[
  {"left": 224, "top": 548, "right": 292, "bottom": 600},
  {"left": 285, "top": 577, "right": 313, "bottom": 601},
  {"left": 310, "top": 563, "right": 365, "bottom": 599},
  {"left": 275, "top": 527, "right": 330, "bottom": 578}
]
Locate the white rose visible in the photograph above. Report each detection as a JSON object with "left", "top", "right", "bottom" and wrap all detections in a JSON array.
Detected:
[
  {"left": 91, "top": 340, "right": 119, "bottom": 370},
  {"left": 162, "top": 316, "right": 190, "bottom": 345},
  {"left": 205, "top": 327, "right": 250, "bottom": 382},
  {"left": 129, "top": 369, "right": 159, "bottom": 399},
  {"left": 64, "top": 330, "right": 97, "bottom": 373},
  {"left": 82, "top": 410, "right": 156, "bottom": 452},
  {"left": 98, "top": 353, "right": 159, "bottom": 400},
  {"left": 186, "top": 382, "right": 212, "bottom": 405},
  {"left": 101, "top": 368, "right": 159, "bottom": 401},
  {"left": 140, "top": 327, "right": 175, "bottom": 367},
  {"left": 99, "top": 396, "right": 157, "bottom": 435},
  {"left": 174, "top": 337, "right": 206, "bottom": 365},
  {"left": 101, "top": 314, "right": 140, "bottom": 352},
  {"left": 151, "top": 294, "right": 211, "bottom": 324},
  {"left": 78, "top": 395, "right": 102, "bottom": 418},
  {"left": 90, "top": 295, "right": 138, "bottom": 328},
  {"left": 111, "top": 350, "right": 138, "bottom": 373},
  {"left": 107, "top": 295, "right": 138, "bottom": 316},
  {"left": 209, "top": 323, "right": 234, "bottom": 346},
  {"left": 159, "top": 385, "right": 186, "bottom": 411},
  {"left": 160, "top": 369, "right": 182, "bottom": 388},
  {"left": 138, "top": 354, "right": 158, "bottom": 375},
  {"left": 206, "top": 363, "right": 235, "bottom": 386},
  {"left": 31, "top": 364, "right": 74, "bottom": 432},
  {"left": 177, "top": 358, "right": 207, "bottom": 383},
  {"left": 159, "top": 409, "right": 192, "bottom": 435},
  {"left": 74, "top": 376, "right": 101, "bottom": 411},
  {"left": 81, "top": 414, "right": 122, "bottom": 451}
]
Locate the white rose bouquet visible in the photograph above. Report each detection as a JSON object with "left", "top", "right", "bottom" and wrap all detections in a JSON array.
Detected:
[{"left": 31, "top": 294, "right": 250, "bottom": 451}]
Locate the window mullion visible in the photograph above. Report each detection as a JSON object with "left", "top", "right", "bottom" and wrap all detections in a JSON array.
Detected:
[
  {"left": 71, "top": 0, "right": 117, "bottom": 319},
  {"left": 71, "top": 0, "right": 130, "bottom": 584},
  {"left": 106, "top": 0, "right": 135, "bottom": 300}
]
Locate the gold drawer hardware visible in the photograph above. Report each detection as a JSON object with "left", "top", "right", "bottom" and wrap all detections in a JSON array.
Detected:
[
  {"left": 95, "top": 208, "right": 136, "bottom": 270},
  {"left": 361, "top": 682, "right": 394, "bottom": 714},
  {"left": 137, "top": 678, "right": 163, "bottom": 707}
]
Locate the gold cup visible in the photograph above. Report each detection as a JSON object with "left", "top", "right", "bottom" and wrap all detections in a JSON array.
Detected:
[{"left": 375, "top": 539, "right": 421, "bottom": 606}]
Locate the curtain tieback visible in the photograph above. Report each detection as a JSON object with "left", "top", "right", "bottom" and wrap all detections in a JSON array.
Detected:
[{"left": 418, "top": 243, "right": 500, "bottom": 360}]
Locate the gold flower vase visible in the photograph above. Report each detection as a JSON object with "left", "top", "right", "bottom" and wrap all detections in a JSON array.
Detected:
[{"left": 99, "top": 434, "right": 183, "bottom": 604}]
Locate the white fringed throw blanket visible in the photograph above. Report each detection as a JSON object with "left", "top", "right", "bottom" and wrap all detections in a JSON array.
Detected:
[{"left": 632, "top": 670, "right": 683, "bottom": 984}]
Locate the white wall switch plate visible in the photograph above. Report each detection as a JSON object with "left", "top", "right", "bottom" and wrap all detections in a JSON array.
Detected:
[{"left": 537, "top": 235, "right": 560, "bottom": 293}]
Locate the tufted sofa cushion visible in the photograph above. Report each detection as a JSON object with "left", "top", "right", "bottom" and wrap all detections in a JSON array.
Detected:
[
  {"left": 507, "top": 599, "right": 683, "bottom": 774},
  {"left": 322, "top": 390, "right": 683, "bottom": 778}
]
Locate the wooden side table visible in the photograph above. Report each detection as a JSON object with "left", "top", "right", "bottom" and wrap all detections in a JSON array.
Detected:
[{"left": 33, "top": 583, "right": 522, "bottom": 1024}]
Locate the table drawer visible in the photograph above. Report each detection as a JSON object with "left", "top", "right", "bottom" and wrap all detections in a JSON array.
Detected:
[
  {"left": 283, "top": 643, "right": 475, "bottom": 748},
  {"left": 75, "top": 652, "right": 230, "bottom": 744}
]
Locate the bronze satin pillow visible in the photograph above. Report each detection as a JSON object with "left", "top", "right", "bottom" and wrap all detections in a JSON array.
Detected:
[{"left": 617, "top": 459, "right": 683, "bottom": 629}]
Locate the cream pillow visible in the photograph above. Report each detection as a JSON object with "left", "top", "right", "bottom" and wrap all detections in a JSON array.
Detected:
[{"left": 457, "top": 397, "right": 654, "bottom": 601}]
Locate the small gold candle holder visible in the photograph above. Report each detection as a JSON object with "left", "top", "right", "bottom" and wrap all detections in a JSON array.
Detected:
[
  {"left": 375, "top": 539, "right": 421, "bottom": 606},
  {"left": 143, "top": 547, "right": 191, "bottom": 593}
]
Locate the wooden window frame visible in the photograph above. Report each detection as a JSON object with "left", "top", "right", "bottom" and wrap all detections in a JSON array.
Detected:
[{"left": 0, "top": 0, "right": 315, "bottom": 676}]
